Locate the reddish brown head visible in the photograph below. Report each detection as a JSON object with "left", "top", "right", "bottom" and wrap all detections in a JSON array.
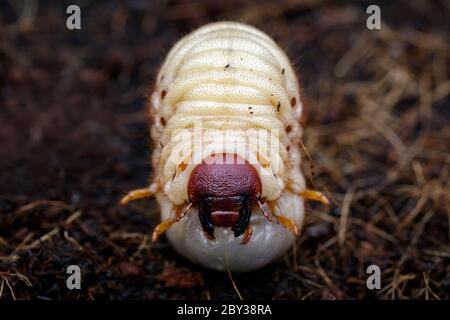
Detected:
[{"left": 187, "top": 153, "right": 262, "bottom": 238}]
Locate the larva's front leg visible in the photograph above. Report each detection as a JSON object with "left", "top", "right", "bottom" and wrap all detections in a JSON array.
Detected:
[
  {"left": 152, "top": 202, "right": 192, "bottom": 242},
  {"left": 241, "top": 224, "right": 252, "bottom": 245},
  {"left": 273, "top": 211, "right": 299, "bottom": 236},
  {"left": 298, "top": 189, "right": 330, "bottom": 206},
  {"left": 120, "top": 182, "right": 160, "bottom": 205},
  {"left": 263, "top": 200, "right": 299, "bottom": 236},
  {"left": 258, "top": 190, "right": 328, "bottom": 237},
  {"left": 120, "top": 182, "right": 194, "bottom": 242},
  {"left": 287, "top": 180, "right": 330, "bottom": 206},
  {"left": 270, "top": 187, "right": 329, "bottom": 236}
]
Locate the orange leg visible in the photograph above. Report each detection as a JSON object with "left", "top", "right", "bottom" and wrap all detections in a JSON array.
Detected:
[
  {"left": 256, "top": 200, "right": 272, "bottom": 221},
  {"left": 273, "top": 213, "right": 299, "bottom": 236},
  {"left": 262, "top": 201, "right": 299, "bottom": 236},
  {"left": 152, "top": 218, "right": 178, "bottom": 242},
  {"left": 298, "top": 189, "right": 330, "bottom": 206},
  {"left": 241, "top": 224, "right": 253, "bottom": 245},
  {"left": 287, "top": 179, "right": 330, "bottom": 207},
  {"left": 120, "top": 182, "right": 159, "bottom": 205},
  {"left": 152, "top": 203, "right": 192, "bottom": 243}
]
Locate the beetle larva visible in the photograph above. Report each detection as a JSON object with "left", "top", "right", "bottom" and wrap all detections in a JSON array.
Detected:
[{"left": 121, "top": 21, "right": 328, "bottom": 272}]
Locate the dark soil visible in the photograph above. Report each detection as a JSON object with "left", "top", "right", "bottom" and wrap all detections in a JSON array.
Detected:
[{"left": 0, "top": 0, "right": 449, "bottom": 299}]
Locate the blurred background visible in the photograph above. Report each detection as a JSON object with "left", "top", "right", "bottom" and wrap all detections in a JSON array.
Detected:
[{"left": 0, "top": 0, "right": 449, "bottom": 299}]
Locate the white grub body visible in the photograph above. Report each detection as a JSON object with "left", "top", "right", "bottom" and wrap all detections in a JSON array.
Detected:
[{"left": 150, "top": 21, "right": 306, "bottom": 272}]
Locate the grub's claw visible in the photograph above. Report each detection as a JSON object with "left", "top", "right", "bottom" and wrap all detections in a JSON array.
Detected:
[
  {"left": 299, "top": 189, "right": 330, "bottom": 206},
  {"left": 241, "top": 224, "right": 253, "bottom": 245},
  {"left": 120, "top": 183, "right": 159, "bottom": 205}
]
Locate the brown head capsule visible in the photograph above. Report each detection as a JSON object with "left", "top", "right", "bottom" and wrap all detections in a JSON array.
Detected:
[{"left": 188, "top": 153, "right": 262, "bottom": 238}]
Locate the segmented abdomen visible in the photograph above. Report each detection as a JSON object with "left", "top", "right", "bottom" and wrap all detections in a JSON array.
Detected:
[{"left": 150, "top": 21, "right": 305, "bottom": 206}]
